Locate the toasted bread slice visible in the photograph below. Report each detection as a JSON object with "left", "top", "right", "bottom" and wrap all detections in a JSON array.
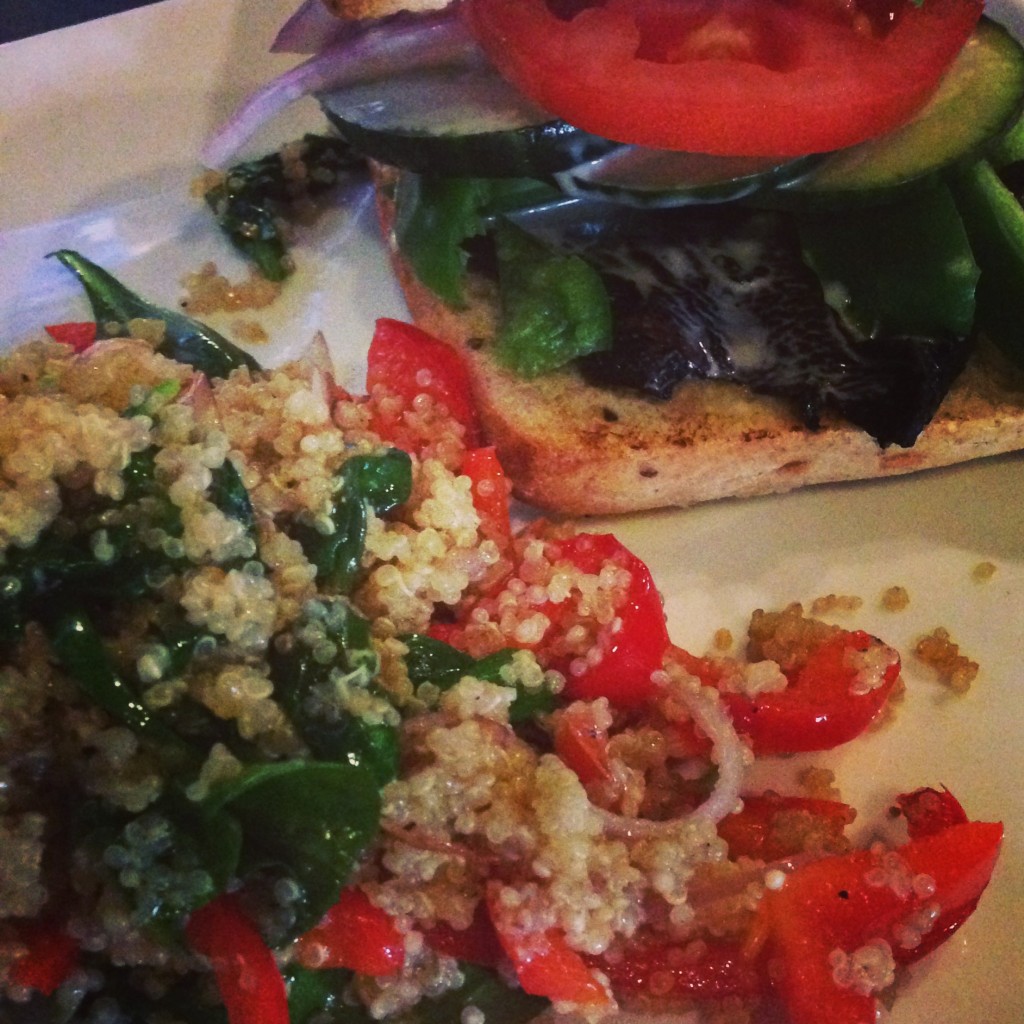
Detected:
[{"left": 371, "top": 163, "right": 1024, "bottom": 515}]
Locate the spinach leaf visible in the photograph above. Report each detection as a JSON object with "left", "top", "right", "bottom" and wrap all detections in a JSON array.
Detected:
[
  {"left": 493, "top": 220, "right": 612, "bottom": 377},
  {"left": 295, "top": 449, "right": 412, "bottom": 594},
  {"left": 271, "top": 601, "right": 398, "bottom": 785},
  {"left": 402, "top": 634, "right": 557, "bottom": 723},
  {"left": 202, "top": 760, "right": 381, "bottom": 933},
  {"left": 393, "top": 173, "right": 559, "bottom": 307},
  {"left": 203, "top": 135, "right": 362, "bottom": 282},
  {"left": 48, "top": 249, "right": 260, "bottom": 378},
  {"left": 47, "top": 609, "right": 196, "bottom": 761}
]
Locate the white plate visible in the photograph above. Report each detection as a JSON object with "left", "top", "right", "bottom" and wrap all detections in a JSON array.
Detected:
[{"left": 1, "top": 3, "right": 1022, "bottom": 1022}]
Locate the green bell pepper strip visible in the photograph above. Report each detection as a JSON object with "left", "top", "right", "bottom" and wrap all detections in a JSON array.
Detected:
[
  {"left": 201, "top": 760, "right": 381, "bottom": 934},
  {"left": 797, "top": 182, "right": 978, "bottom": 339},
  {"left": 203, "top": 134, "right": 362, "bottom": 282},
  {"left": 493, "top": 220, "right": 613, "bottom": 377},
  {"left": 951, "top": 159, "right": 1024, "bottom": 367},
  {"left": 48, "top": 249, "right": 260, "bottom": 378}
]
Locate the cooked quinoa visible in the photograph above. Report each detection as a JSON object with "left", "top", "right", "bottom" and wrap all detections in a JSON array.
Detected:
[{"left": 0, "top": 329, "right": 986, "bottom": 1024}]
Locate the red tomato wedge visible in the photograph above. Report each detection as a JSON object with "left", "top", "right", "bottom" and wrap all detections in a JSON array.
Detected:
[
  {"left": 463, "top": 0, "right": 984, "bottom": 156},
  {"left": 437, "top": 530, "right": 669, "bottom": 706},
  {"left": 552, "top": 700, "right": 613, "bottom": 784},
  {"left": 184, "top": 894, "right": 289, "bottom": 1024},
  {"left": 295, "top": 887, "right": 405, "bottom": 976},
  {"left": 764, "top": 818, "right": 1003, "bottom": 1024}
]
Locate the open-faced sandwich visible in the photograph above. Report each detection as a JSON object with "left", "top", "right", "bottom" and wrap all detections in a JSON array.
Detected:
[{"left": 205, "top": 0, "right": 1024, "bottom": 513}]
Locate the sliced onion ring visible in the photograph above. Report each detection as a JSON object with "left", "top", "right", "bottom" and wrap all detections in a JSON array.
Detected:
[
  {"left": 203, "top": 6, "right": 472, "bottom": 168},
  {"left": 598, "top": 665, "right": 751, "bottom": 838}
]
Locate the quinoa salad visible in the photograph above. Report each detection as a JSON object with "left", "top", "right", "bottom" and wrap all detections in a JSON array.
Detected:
[{"left": 0, "top": 290, "right": 1004, "bottom": 1024}]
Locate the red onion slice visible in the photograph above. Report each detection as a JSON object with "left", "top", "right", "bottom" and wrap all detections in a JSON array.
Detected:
[
  {"left": 272, "top": 0, "right": 356, "bottom": 54},
  {"left": 597, "top": 666, "right": 752, "bottom": 840},
  {"left": 202, "top": 5, "right": 472, "bottom": 168}
]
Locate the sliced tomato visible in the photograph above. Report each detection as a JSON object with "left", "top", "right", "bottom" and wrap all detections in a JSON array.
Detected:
[
  {"left": 294, "top": 887, "right": 405, "bottom": 976},
  {"left": 717, "top": 793, "right": 855, "bottom": 862},
  {"left": 764, "top": 818, "right": 1003, "bottom": 1024},
  {"left": 464, "top": 0, "right": 984, "bottom": 156},
  {"left": 673, "top": 630, "right": 900, "bottom": 755},
  {"left": 591, "top": 938, "right": 765, "bottom": 1004},
  {"left": 8, "top": 919, "right": 80, "bottom": 996},
  {"left": 184, "top": 893, "right": 289, "bottom": 1024},
  {"left": 44, "top": 321, "right": 97, "bottom": 352},
  {"left": 486, "top": 885, "right": 610, "bottom": 1005},
  {"left": 366, "top": 317, "right": 481, "bottom": 450}
]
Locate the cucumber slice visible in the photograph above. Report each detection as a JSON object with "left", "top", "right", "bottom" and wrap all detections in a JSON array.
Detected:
[
  {"left": 783, "top": 18, "right": 1024, "bottom": 205},
  {"left": 317, "top": 49, "right": 617, "bottom": 177},
  {"left": 552, "top": 147, "right": 822, "bottom": 208}
]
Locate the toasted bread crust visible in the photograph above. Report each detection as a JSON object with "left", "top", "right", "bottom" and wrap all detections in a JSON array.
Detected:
[
  {"left": 320, "top": 0, "right": 449, "bottom": 20},
  {"left": 371, "top": 164, "right": 1024, "bottom": 515}
]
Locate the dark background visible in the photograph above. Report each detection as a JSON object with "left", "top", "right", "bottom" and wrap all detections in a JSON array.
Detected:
[{"left": 0, "top": 0, "right": 161, "bottom": 44}]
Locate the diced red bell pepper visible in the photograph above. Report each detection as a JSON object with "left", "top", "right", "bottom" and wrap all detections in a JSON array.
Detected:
[
  {"left": 896, "top": 786, "right": 969, "bottom": 839},
  {"left": 437, "top": 530, "right": 670, "bottom": 707},
  {"left": 8, "top": 919, "right": 80, "bottom": 995},
  {"left": 486, "top": 885, "right": 610, "bottom": 1005},
  {"left": 764, "top": 817, "right": 1003, "bottom": 1024},
  {"left": 44, "top": 321, "right": 97, "bottom": 353},
  {"left": 366, "top": 318, "right": 481, "bottom": 450},
  {"left": 675, "top": 631, "right": 900, "bottom": 755},
  {"left": 591, "top": 937, "right": 765, "bottom": 1004},
  {"left": 717, "top": 793, "right": 855, "bottom": 862},
  {"left": 184, "top": 893, "right": 289, "bottom": 1024},
  {"left": 295, "top": 887, "right": 405, "bottom": 976},
  {"left": 543, "top": 533, "right": 669, "bottom": 706},
  {"left": 423, "top": 902, "right": 505, "bottom": 967},
  {"left": 552, "top": 702, "right": 613, "bottom": 785},
  {"left": 461, "top": 446, "right": 512, "bottom": 550}
]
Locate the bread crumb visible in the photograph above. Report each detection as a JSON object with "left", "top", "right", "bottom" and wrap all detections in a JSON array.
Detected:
[
  {"left": 971, "top": 561, "right": 997, "bottom": 583},
  {"left": 914, "top": 627, "right": 979, "bottom": 693},
  {"left": 810, "top": 593, "right": 863, "bottom": 616},
  {"left": 880, "top": 585, "right": 910, "bottom": 612}
]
